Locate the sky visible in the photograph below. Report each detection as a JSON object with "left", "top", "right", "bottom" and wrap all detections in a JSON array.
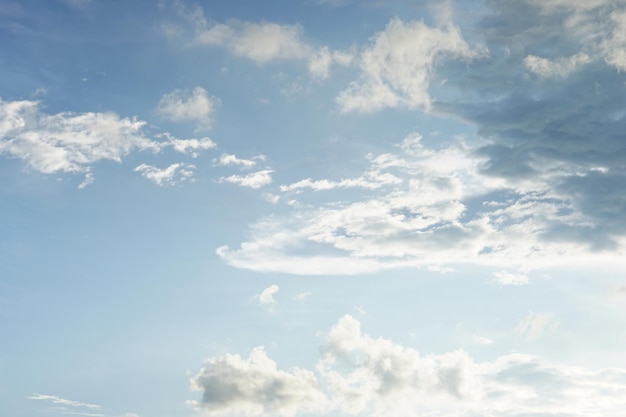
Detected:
[{"left": 2, "top": 0, "right": 626, "bottom": 416}]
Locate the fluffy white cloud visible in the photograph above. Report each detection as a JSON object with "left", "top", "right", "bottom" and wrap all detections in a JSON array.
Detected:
[
  {"left": 191, "top": 315, "right": 626, "bottom": 417},
  {"left": 189, "top": 347, "right": 327, "bottom": 417},
  {"left": 134, "top": 163, "right": 195, "bottom": 186},
  {"left": 337, "top": 18, "right": 478, "bottom": 112},
  {"left": 213, "top": 153, "right": 258, "bottom": 169},
  {"left": 157, "top": 87, "right": 220, "bottom": 130},
  {"left": 220, "top": 169, "right": 273, "bottom": 189},
  {"left": 0, "top": 98, "right": 157, "bottom": 181},
  {"left": 256, "top": 284, "right": 279, "bottom": 307}
]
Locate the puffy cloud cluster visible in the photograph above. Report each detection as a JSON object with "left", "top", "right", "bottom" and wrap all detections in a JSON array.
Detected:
[
  {"left": 219, "top": 130, "right": 625, "bottom": 275},
  {"left": 337, "top": 18, "right": 479, "bottom": 112},
  {"left": 0, "top": 98, "right": 156, "bottom": 176},
  {"left": 190, "top": 315, "right": 626, "bottom": 417},
  {"left": 189, "top": 347, "right": 326, "bottom": 417},
  {"left": 0, "top": 95, "right": 222, "bottom": 187}
]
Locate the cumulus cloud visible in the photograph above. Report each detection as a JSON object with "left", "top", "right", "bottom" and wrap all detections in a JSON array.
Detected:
[
  {"left": 157, "top": 87, "right": 220, "bottom": 130},
  {"left": 255, "top": 284, "right": 279, "bottom": 309},
  {"left": 189, "top": 346, "right": 326, "bottom": 416},
  {"left": 0, "top": 98, "right": 157, "bottom": 183},
  {"left": 219, "top": 169, "right": 273, "bottom": 189},
  {"left": 337, "top": 18, "right": 478, "bottom": 112},
  {"left": 134, "top": 163, "right": 195, "bottom": 186},
  {"left": 190, "top": 315, "right": 626, "bottom": 417}
]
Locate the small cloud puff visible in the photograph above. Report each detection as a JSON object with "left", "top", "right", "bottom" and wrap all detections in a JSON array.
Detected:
[
  {"left": 157, "top": 87, "right": 220, "bottom": 131},
  {"left": 220, "top": 169, "right": 273, "bottom": 189}
]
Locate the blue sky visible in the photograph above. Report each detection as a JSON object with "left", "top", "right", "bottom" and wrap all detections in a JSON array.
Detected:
[{"left": 2, "top": 0, "right": 626, "bottom": 416}]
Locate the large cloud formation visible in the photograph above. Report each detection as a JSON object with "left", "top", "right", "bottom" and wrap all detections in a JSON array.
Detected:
[
  {"left": 219, "top": 0, "right": 626, "bottom": 274},
  {"left": 190, "top": 315, "right": 626, "bottom": 417}
]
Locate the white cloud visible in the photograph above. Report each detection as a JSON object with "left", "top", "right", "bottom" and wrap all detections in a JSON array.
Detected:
[
  {"left": 217, "top": 128, "right": 626, "bottom": 275},
  {"left": 492, "top": 271, "right": 529, "bottom": 286},
  {"left": 220, "top": 169, "right": 273, "bottom": 189},
  {"left": 515, "top": 312, "right": 559, "bottom": 339},
  {"left": 166, "top": 3, "right": 352, "bottom": 78},
  {"left": 191, "top": 315, "right": 626, "bottom": 417},
  {"left": 159, "top": 133, "right": 216, "bottom": 157},
  {"left": 134, "top": 163, "right": 195, "bottom": 186},
  {"left": 0, "top": 98, "right": 157, "bottom": 180},
  {"left": 256, "top": 284, "right": 279, "bottom": 307},
  {"left": 280, "top": 170, "right": 401, "bottom": 192},
  {"left": 213, "top": 153, "right": 257, "bottom": 169},
  {"left": 157, "top": 87, "right": 220, "bottom": 130},
  {"left": 27, "top": 394, "right": 100, "bottom": 409},
  {"left": 189, "top": 346, "right": 326, "bottom": 417},
  {"left": 337, "top": 18, "right": 478, "bottom": 112},
  {"left": 523, "top": 52, "right": 591, "bottom": 78}
]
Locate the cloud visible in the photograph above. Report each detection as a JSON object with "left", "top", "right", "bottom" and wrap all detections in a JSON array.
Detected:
[
  {"left": 336, "top": 18, "right": 478, "bottom": 112},
  {"left": 189, "top": 346, "right": 326, "bottom": 417},
  {"left": 134, "top": 163, "right": 195, "bottom": 186},
  {"left": 280, "top": 170, "right": 401, "bottom": 192},
  {"left": 515, "top": 312, "right": 559, "bottom": 339},
  {"left": 27, "top": 394, "right": 100, "bottom": 409},
  {"left": 158, "top": 133, "right": 216, "bottom": 157},
  {"left": 0, "top": 98, "right": 157, "bottom": 182},
  {"left": 157, "top": 87, "right": 220, "bottom": 130},
  {"left": 218, "top": 130, "right": 626, "bottom": 275},
  {"left": 164, "top": 2, "right": 353, "bottom": 78},
  {"left": 190, "top": 315, "right": 626, "bottom": 417},
  {"left": 219, "top": 169, "right": 273, "bottom": 189},
  {"left": 213, "top": 153, "right": 258, "bottom": 169},
  {"left": 255, "top": 284, "right": 279, "bottom": 308},
  {"left": 492, "top": 271, "right": 529, "bottom": 286}
]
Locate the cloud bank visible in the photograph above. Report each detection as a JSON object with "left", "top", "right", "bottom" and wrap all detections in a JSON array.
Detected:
[{"left": 190, "top": 315, "right": 626, "bottom": 417}]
